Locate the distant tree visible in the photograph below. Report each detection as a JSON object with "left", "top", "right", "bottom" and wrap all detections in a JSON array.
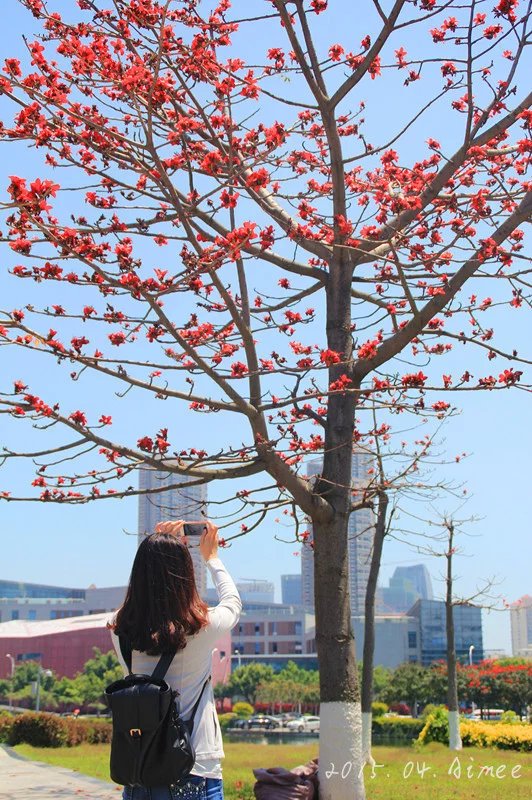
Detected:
[
  {"left": 4, "top": 648, "right": 121, "bottom": 711},
  {"left": 466, "top": 659, "right": 532, "bottom": 717},
  {"left": 10, "top": 660, "right": 54, "bottom": 693},
  {"left": 81, "top": 648, "right": 122, "bottom": 683},
  {"left": 371, "top": 665, "right": 393, "bottom": 702},
  {"left": 53, "top": 676, "right": 85, "bottom": 709},
  {"left": 226, "top": 663, "right": 275, "bottom": 705},
  {"left": 415, "top": 511, "right": 500, "bottom": 749},
  {"left": 381, "top": 662, "right": 430, "bottom": 715},
  {"left": 69, "top": 647, "right": 122, "bottom": 708}
]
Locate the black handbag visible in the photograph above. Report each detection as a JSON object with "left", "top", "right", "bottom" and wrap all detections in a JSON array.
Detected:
[{"left": 105, "top": 635, "right": 211, "bottom": 787}]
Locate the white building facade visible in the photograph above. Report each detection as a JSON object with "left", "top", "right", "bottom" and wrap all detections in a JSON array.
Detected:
[
  {"left": 137, "top": 466, "right": 208, "bottom": 595},
  {"left": 510, "top": 595, "right": 532, "bottom": 658},
  {"left": 302, "top": 451, "right": 375, "bottom": 615}
]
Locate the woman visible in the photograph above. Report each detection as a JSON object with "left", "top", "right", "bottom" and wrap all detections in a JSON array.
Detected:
[{"left": 109, "top": 519, "right": 242, "bottom": 800}]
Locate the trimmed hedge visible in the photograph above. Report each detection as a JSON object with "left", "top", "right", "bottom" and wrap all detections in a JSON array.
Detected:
[
  {"left": 371, "top": 702, "right": 389, "bottom": 718},
  {"left": 0, "top": 712, "right": 13, "bottom": 743},
  {"left": 372, "top": 716, "right": 424, "bottom": 740},
  {"left": 416, "top": 707, "right": 449, "bottom": 745},
  {"left": 6, "top": 712, "right": 112, "bottom": 748},
  {"left": 218, "top": 712, "right": 237, "bottom": 732},
  {"left": 417, "top": 710, "right": 532, "bottom": 751},
  {"left": 232, "top": 702, "right": 254, "bottom": 718},
  {"left": 9, "top": 713, "right": 68, "bottom": 747},
  {"left": 460, "top": 721, "right": 532, "bottom": 752}
]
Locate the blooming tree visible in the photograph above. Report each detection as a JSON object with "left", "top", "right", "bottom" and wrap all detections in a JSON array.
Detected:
[{"left": 1, "top": 1, "right": 531, "bottom": 797}]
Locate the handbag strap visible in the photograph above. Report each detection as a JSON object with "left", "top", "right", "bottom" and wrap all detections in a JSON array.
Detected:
[
  {"left": 186, "top": 675, "right": 212, "bottom": 735},
  {"left": 118, "top": 634, "right": 177, "bottom": 682},
  {"left": 151, "top": 649, "right": 177, "bottom": 682},
  {"left": 118, "top": 635, "right": 133, "bottom": 675}
]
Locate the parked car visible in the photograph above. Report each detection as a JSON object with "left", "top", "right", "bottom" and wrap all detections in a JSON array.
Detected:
[
  {"left": 273, "top": 713, "right": 300, "bottom": 726},
  {"left": 228, "top": 717, "right": 250, "bottom": 729},
  {"left": 466, "top": 708, "right": 505, "bottom": 721},
  {"left": 286, "top": 715, "right": 320, "bottom": 732},
  {"left": 246, "top": 714, "right": 282, "bottom": 730}
]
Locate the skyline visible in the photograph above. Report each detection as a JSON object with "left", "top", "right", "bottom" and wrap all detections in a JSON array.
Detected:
[{"left": 0, "top": 533, "right": 524, "bottom": 658}]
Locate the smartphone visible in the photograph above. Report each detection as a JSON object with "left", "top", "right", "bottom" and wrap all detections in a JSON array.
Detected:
[{"left": 183, "top": 521, "right": 207, "bottom": 537}]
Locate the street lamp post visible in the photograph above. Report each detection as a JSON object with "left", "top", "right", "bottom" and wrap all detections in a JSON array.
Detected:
[
  {"left": 5, "top": 654, "right": 15, "bottom": 711},
  {"left": 234, "top": 648, "right": 242, "bottom": 669},
  {"left": 469, "top": 645, "right": 476, "bottom": 715},
  {"left": 35, "top": 667, "right": 53, "bottom": 713}
]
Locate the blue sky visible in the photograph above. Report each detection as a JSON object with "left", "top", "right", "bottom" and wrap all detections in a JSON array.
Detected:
[{"left": 1, "top": 1, "right": 530, "bottom": 655}]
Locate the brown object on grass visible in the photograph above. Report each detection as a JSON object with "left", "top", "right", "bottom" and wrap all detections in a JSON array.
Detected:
[{"left": 253, "top": 758, "right": 319, "bottom": 799}]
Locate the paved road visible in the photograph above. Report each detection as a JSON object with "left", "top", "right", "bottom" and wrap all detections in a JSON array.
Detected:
[{"left": 0, "top": 745, "right": 120, "bottom": 800}]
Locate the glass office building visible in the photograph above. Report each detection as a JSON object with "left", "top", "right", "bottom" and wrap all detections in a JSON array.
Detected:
[{"left": 409, "top": 599, "right": 483, "bottom": 666}]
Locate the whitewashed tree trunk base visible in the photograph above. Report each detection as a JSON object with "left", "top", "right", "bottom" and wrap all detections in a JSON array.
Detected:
[
  {"left": 318, "top": 701, "right": 366, "bottom": 800},
  {"left": 361, "top": 711, "right": 375, "bottom": 767},
  {"left": 448, "top": 710, "right": 462, "bottom": 750}
]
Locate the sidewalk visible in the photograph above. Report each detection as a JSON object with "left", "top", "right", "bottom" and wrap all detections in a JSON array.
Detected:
[{"left": 0, "top": 745, "right": 120, "bottom": 799}]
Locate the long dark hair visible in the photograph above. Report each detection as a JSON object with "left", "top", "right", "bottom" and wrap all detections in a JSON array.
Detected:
[{"left": 110, "top": 532, "right": 209, "bottom": 655}]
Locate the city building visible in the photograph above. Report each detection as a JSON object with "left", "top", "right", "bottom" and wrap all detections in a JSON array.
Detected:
[
  {"left": 301, "top": 543, "right": 314, "bottom": 609},
  {"left": 0, "top": 579, "right": 125, "bottom": 623},
  {"left": 380, "top": 565, "right": 434, "bottom": 614},
  {"left": 394, "top": 565, "right": 433, "bottom": 600},
  {"left": 0, "top": 580, "right": 443, "bottom": 677},
  {"left": 351, "top": 614, "right": 421, "bottom": 668},
  {"left": 138, "top": 465, "right": 208, "bottom": 594},
  {"left": 235, "top": 580, "right": 275, "bottom": 604},
  {"left": 302, "top": 450, "right": 375, "bottom": 614},
  {"left": 303, "top": 613, "right": 420, "bottom": 669},
  {"left": 408, "top": 599, "right": 484, "bottom": 666},
  {"left": 510, "top": 595, "right": 532, "bottom": 658},
  {"left": 0, "top": 613, "right": 232, "bottom": 682},
  {"left": 231, "top": 602, "right": 315, "bottom": 661},
  {"left": 281, "top": 574, "right": 302, "bottom": 606}
]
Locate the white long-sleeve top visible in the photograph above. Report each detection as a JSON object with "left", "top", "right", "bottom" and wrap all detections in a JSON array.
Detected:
[{"left": 110, "top": 556, "right": 242, "bottom": 779}]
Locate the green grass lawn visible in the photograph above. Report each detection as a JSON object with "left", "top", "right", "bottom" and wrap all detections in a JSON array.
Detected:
[{"left": 13, "top": 741, "right": 531, "bottom": 800}]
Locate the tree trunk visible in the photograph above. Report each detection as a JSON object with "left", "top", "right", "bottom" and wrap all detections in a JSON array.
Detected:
[
  {"left": 313, "top": 268, "right": 365, "bottom": 799},
  {"left": 314, "top": 513, "right": 365, "bottom": 800},
  {"left": 446, "top": 524, "right": 462, "bottom": 750},
  {"left": 361, "top": 491, "right": 388, "bottom": 766}
]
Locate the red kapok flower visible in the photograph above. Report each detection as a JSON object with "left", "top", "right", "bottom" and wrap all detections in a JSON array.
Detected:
[
  {"left": 69, "top": 410, "right": 87, "bottom": 426},
  {"left": 320, "top": 349, "right": 342, "bottom": 366}
]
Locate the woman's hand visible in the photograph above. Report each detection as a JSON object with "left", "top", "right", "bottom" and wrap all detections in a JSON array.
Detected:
[
  {"left": 200, "top": 519, "right": 219, "bottom": 562},
  {"left": 154, "top": 520, "right": 185, "bottom": 538}
]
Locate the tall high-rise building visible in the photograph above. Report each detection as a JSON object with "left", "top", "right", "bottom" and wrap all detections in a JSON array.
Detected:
[
  {"left": 281, "top": 574, "right": 303, "bottom": 606},
  {"left": 393, "top": 565, "right": 433, "bottom": 600},
  {"left": 380, "top": 564, "right": 434, "bottom": 613},
  {"left": 380, "top": 575, "right": 419, "bottom": 615},
  {"left": 137, "top": 466, "right": 208, "bottom": 595},
  {"left": 301, "top": 450, "right": 375, "bottom": 614},
  {"left": 236, "top": 580, "right": 275, "bottom": 604},
  {"left": 510, "top": 595, "right": 532, "bottom": 658},
  {"left": 301, "top": 542, "right": 314, "bottom": 609}
]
